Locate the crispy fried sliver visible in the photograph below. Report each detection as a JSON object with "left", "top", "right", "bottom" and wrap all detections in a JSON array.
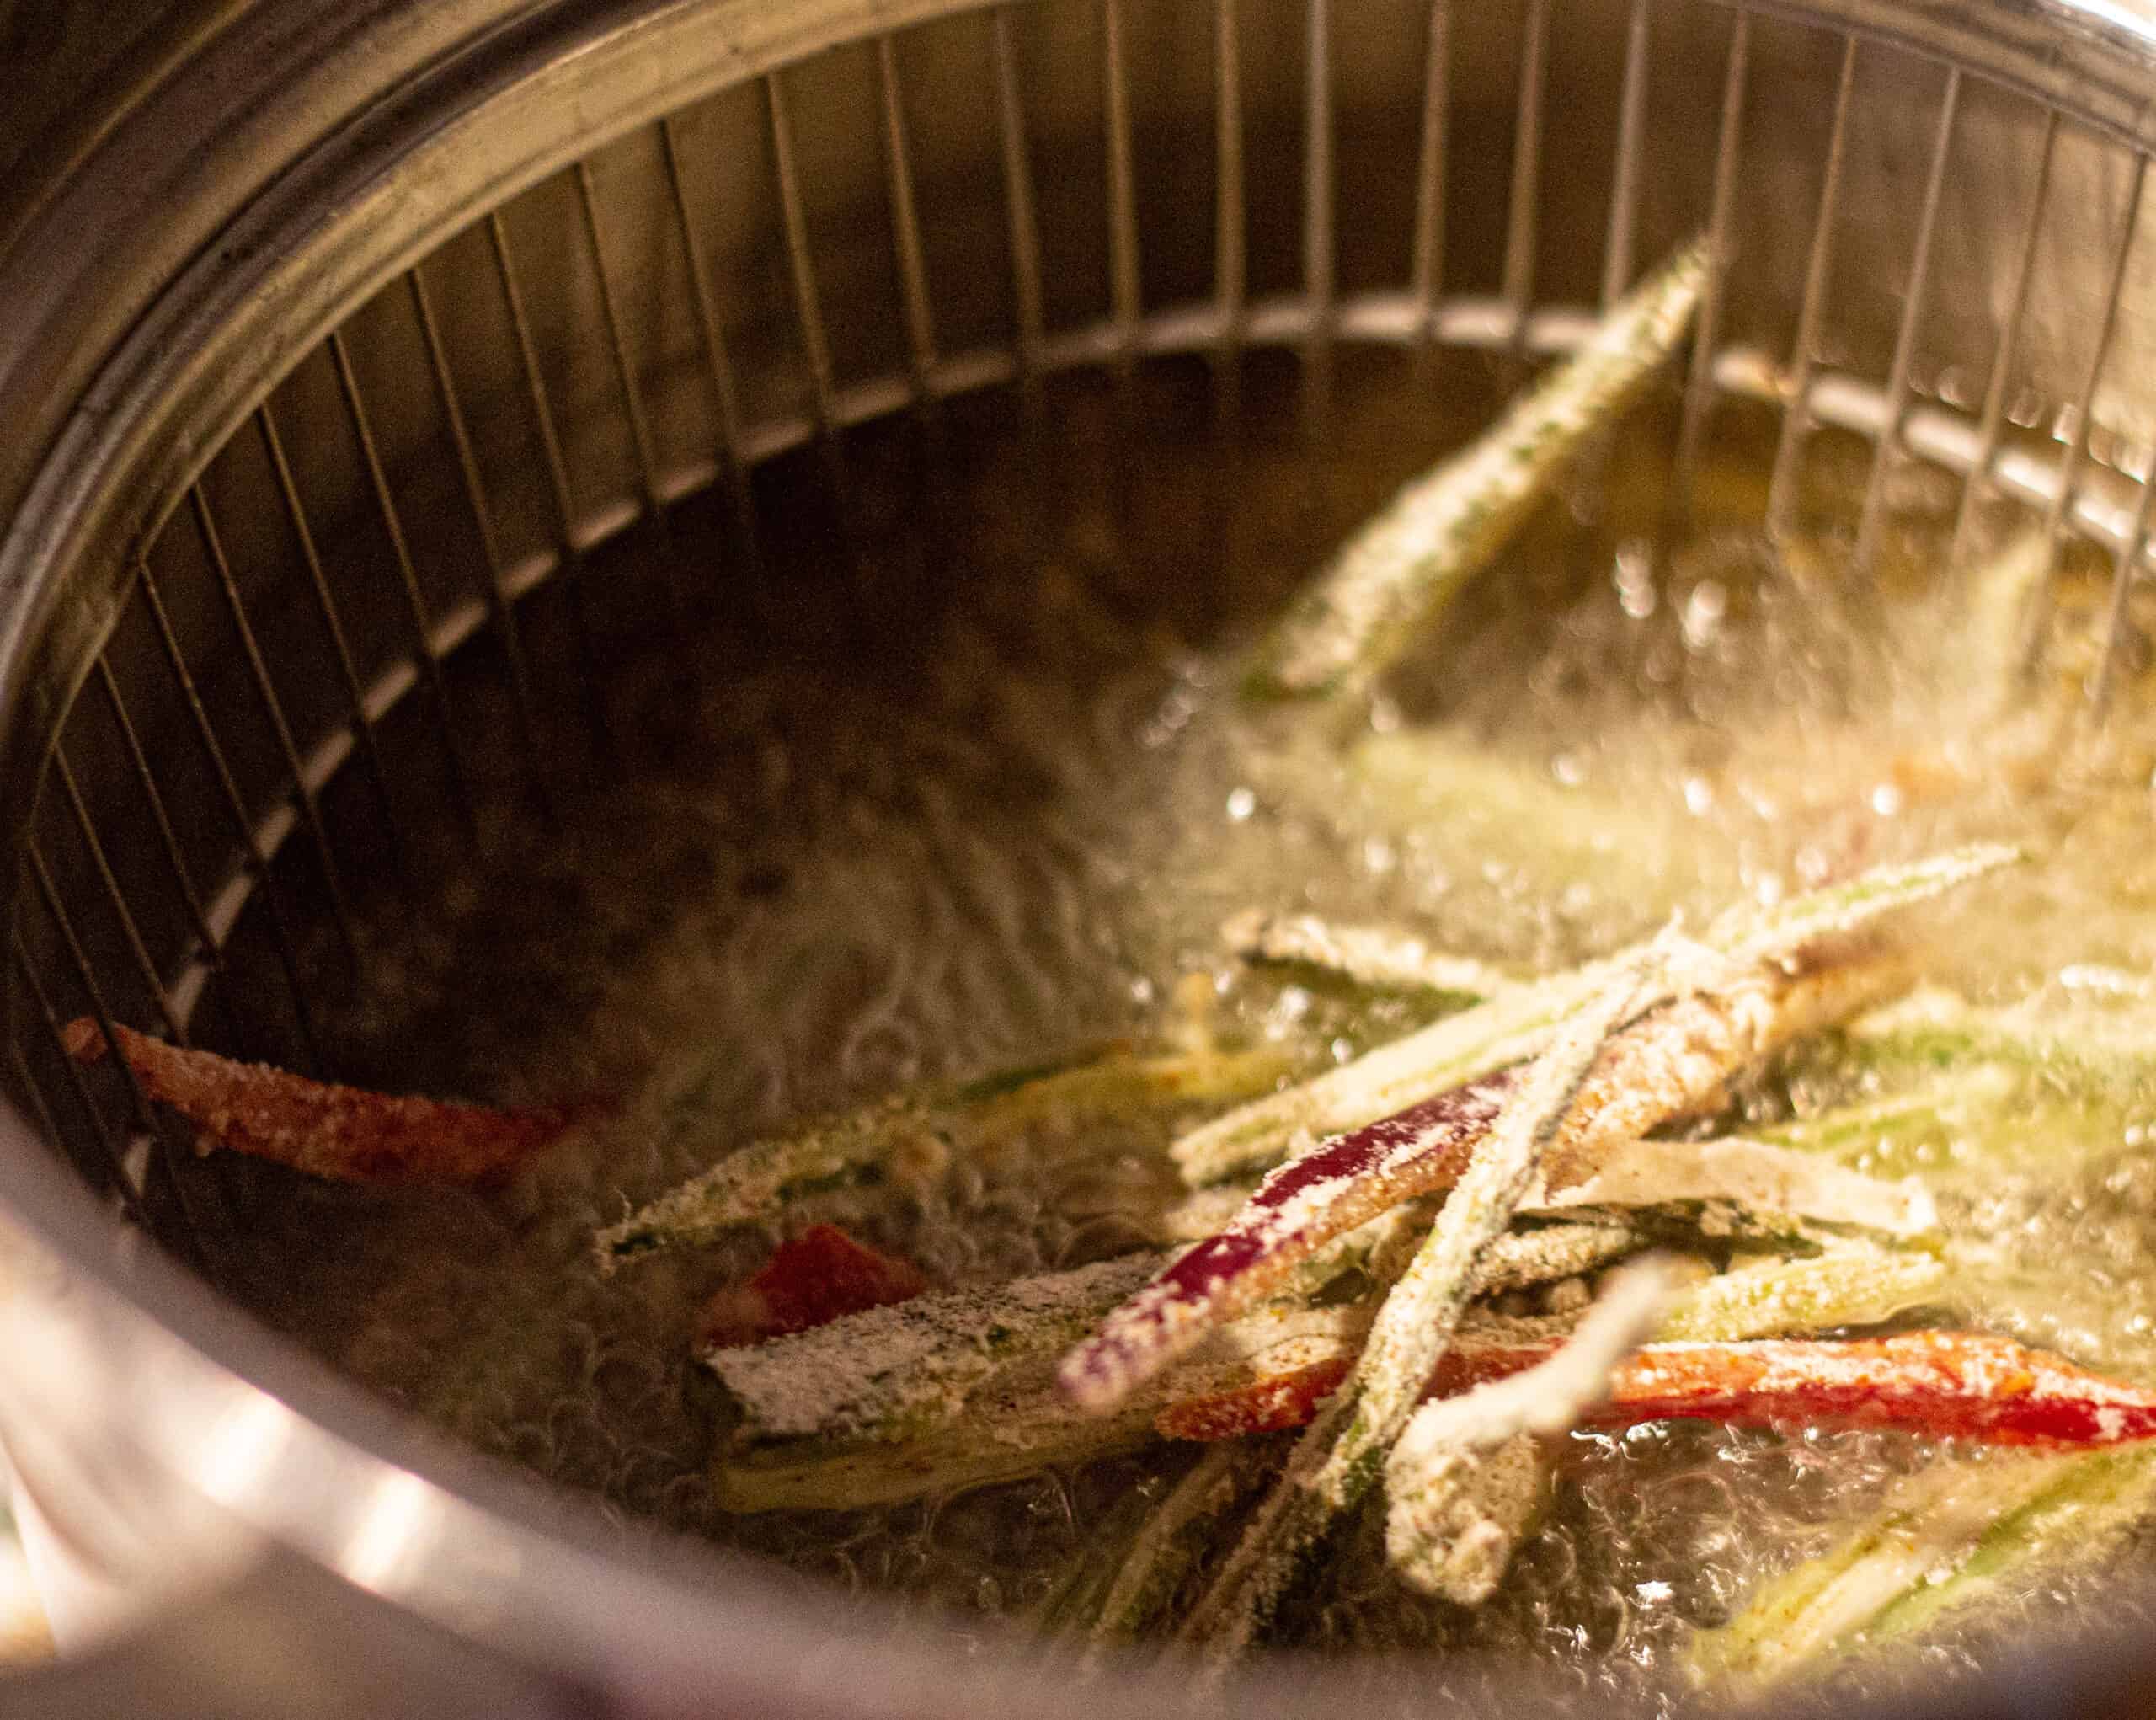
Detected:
[
  {"left": 1160, "top": 1330, "right": 2156, "bottom": 1450},
  {"left": 1060, "top": 952, "right": 1904, "bottom": 1415},
  {"left": 61, "top": 1018, "right": 570, "bottom": 1185},
  {"left": 696, "top": 1225, "right": 930, "bottom": 1349}
]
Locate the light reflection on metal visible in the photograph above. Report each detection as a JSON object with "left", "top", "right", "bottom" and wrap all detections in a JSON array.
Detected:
[
  {"left": 341, "top": 1469, "right": 437, "bottom": 1594},
  {"left": 194, "top": 1392, "right": 293, "bottom": 1511}
]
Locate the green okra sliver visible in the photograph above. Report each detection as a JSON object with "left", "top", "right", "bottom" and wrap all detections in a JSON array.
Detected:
[{"left": 1242, "top": 237, "right": 1706, "bottom": 704}]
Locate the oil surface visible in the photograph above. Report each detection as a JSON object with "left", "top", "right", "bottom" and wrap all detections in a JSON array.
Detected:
[{"left": 212, "top": 350, "right": 2156, "bottom": 1701}]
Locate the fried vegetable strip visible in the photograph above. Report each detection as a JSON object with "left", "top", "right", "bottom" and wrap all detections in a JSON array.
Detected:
[
  {"left": 1844, "top": 1448, "right": 2156, "bottom": 1649},
  {"left": 1470, "top": 1221, "right": 1655, "bottom": 1297},
  {"left": 1065, "top": 950, "right": 1903, "bottom": 1417},
  {"left": 60, "top": 1018, "right": 570, "bottom": 1185},
  {"left": 703, "top": 1224, "right": 1648, "bottom": 1513},
  {"left": 1745, "top": 1065, "right": 2020, "bottom": 1167},
  {"left": 1385, "top": 1261, "right": 1674, "bottom": 1600},
  {"left": 1169, "top": 1330, "right": 2156, "bottom": 1453},
  {"left": 598, "top": 1039, "right": 1299, "bottom": 1269},
  {"left": 709, "top": 1290, "right": 1363, "bottom": 1514},
  {"left": 1120, "top": 851, "right": 2009, "bottom": 1422},
  {"left": 1540, "top": 1134, "right": 1936, "bottom": 1237},
  {"left": 712, "top": 1253, "right": 1167, "bottom": 1445},
  {"left": 1155, "top": 1247, "right": 1952, "bottom": 1442},
  {"left": 1589, "top": 1331, "right": 2156, "bottom": 1447},
  {"left": 708, "top": 1234, "right": 1951, "bottom": 1514},
  {"left": 1388, "top": 1433, "right": 1550, "bottom": 1606},
  {"left": 1219, "top": 911, "right": 1518, "bottom": 1000},
  {"left": 1765, "top": 990, "right": 2153, "bottom": 1196},
  {"left": 695, "top": 1226, "right": 929, "bottom": 1349},
  {"left": 1170, "top": 960, "right": 1609, "bottom": 1190},
  {"left": 1172, "top": 844, "right": 2018, "bottom": 1188},
  {"left": 1177, "top": 953, "right": 1658, "bottom": 1653},
  {"left": 1154, "top": 1359, "right": 1350, "bottom": 1442},
  {"left": 1841, "top": 983, "right": 2156, "bottom": 1104},
  {"left": 1242, "top": 237, "right": 1707, "bottom": 702},
  {"left": 1689, "top": 1446, "right": 2156, "bottom": 1689},
  {"left": 1083, "top": 1441, "right": 1276, "bottom": 1645},
  {"left": 1652, "top": 1247, "right": 1950, "bottom": 1342},
  {"left": 1169, "top": 1129, "right": 1934, "bottom": 1249}
]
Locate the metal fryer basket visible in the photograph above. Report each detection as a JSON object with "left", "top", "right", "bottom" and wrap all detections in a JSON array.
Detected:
[{"left": 8, "top": 0, "right": 2156, "bottom": 1712}]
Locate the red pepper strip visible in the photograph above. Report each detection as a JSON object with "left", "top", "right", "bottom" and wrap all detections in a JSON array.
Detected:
[
  {"left": 1157, "top": 1332, "right": 2156, "bottom": 1450},
  {"left": 1158, "top": 1362, "right": 1356, "bottom": 1441},
  {"left": 1059, "top": 956, "right": 1901, "bottom": 1413},
  {"left": 1063, "top": 1069, "right": 1508, "bottom": 1408},
  {"left": 61, "top": 1018, "right": 574, "bottom": 1186},
  {"left": 696, "top": 1224, "right": 931, "bottom": 1349}
]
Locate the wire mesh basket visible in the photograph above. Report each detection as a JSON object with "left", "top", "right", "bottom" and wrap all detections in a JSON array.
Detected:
[{"left": 8, "top": 0, "right": 2156, "bottom": 1710}]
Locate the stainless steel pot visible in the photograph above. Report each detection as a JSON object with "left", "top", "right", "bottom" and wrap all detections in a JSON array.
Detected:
[{"left": 8, "top": 0, "right": 2156, "bottom": 1712}]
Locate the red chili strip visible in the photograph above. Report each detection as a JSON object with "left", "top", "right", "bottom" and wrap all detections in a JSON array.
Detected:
[
  {"left": 1058, "top": 1070, "right": 1513, "bottom": 1413},
  {"left": 61, "top": 1018, "right": 573, "bottom": 1185},
  {"left": 697, "top": 1224, "right": 931, "bottom": 1349},
  {"left": 1157, "top": 1332, "right": 2156, "bottom": 1450},
  {"left": 1158, "top": 1360, "right": 1356, "bottom": 1441}
]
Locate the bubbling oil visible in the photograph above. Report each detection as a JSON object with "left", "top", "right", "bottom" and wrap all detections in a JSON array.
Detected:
[{"left": 221, "top": 351, "right": 2156, "bottom": 1701}]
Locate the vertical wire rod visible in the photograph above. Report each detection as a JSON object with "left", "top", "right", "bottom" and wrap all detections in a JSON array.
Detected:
[
  {"left": 2093, "top": 435, "right": 2156, "bottom": 718},
  {"left": 573, "top": 160, "right": 668, "bottom": 517},
  {"left": 1098, "top": 0, "right": 1145, "bottom": 572},
  {"left": 10, "top": 1038, "right": 70, "bottom": 1170},
  {"left": 658, "top": 115, "right": 762, "bottom": 558},
  {"left": 766, "top": 72, "right": 845, "bottom": 442},
  {"left": 26, "top": 845, "right": 183, "bottom": 1239},
  {"left": 988, "top": 7, "right": 1054, "bottom": 572},
  {"left": 135, "top": 560, "right": 326, "bottom": 1070},
  {"left": 766, "top": 67, "right": 869, "bottom": 576},
  {"left": 1670, "top": 8, "right": 1751, "bottom": 521},
  {"left": 1299, "top": 0, "right": 1336, "bottom": 436},
  {"left": 1947, "top": 106, "right": 2061, "bottom": 573},
  {"left": 326, "top": 333, "right": 479, "bottom": 842},
  {"left": 1573, "top": 0, "right": 1652, "bottom": 516},
  {"left": 406, "top": 264, "right": 553, "bottom": 806},
  {"left": 1852, "top": 66, "right": 1963, "bottom": 578},
  {"left": 32, "top": 816, "right": 246, "bottom": 1241},
  {"left": 489, "top": 210, "right": 589, "bottom": 545},
  {"left": 50, "top": 746, "right": 188, "bottom": 1044},
  {"left": 91, "top": 656, "right": 254, "bottom": 1055},
  {"left": 255, "top": 399, "right": 403, "bottom": 852},
  {"left": 990, "top": 8, "right": 1049, "bottom": 409},
  {"left": 1212, "top": 0, "right": 1247, "bottom": 423},
  {"left": 572, "top": 158, "right": 691, "bottom": 627},
  {"left": 2020, "top": 152, "right": 2148, "bottom": 674},
  {"left": 188, "top": 483, "right": 360, "bottom": 958},
  {"left": 1600, "top": 0, "right": 1653, "bottom": 307},
  {"left": 1501, "top": 0, "right": 1550, "bottom": 351},
  {"left": 1764, "top": 32, "right": 1858, "bottom": 534},
  {"left": 487, "top": 208, "right": 611, "bottom": 748},
  {"left": 1408, "top": 0, "right": 1454, "bottom": 361},
  {"left": 1102, "top": 0, "right": 1144, "bottom": 382},
  {"left": 877, "top": 35, "right": 942, "bottom": 409},
  {"left": 12, "top": 930, "right": 143, "bottom": 1221},
  {"left": 1207, "top": 0, "right": 1248, "bottom": 590}
]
